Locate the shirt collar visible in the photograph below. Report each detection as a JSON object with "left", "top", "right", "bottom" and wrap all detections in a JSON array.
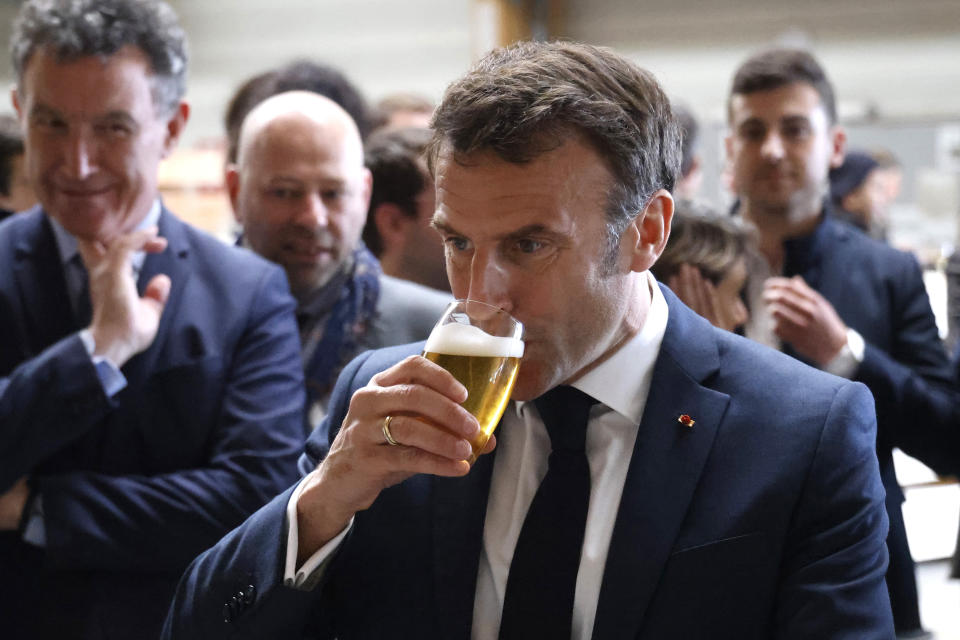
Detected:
[
  {"left": 515, "top": 271, "right": 669, "bottom": 425},
  {"left": 49, "top": 199, "right": 162, "bottom": 273}
]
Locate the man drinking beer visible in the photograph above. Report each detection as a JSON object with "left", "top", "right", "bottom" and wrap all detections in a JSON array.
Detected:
[{"left": 164, "top": 41, "right": 894, "bottom": 639}]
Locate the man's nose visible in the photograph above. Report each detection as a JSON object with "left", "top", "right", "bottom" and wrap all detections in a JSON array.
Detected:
[
  {"left": 760, "top": 132, "right": 785, "bottom": 161},
  {"left": 63, "top": 131, "right": 95, "bottom": 180},
  {"left": 466, "top": 250, "right": 512, "bottom": 312},
  {"left": 297, "top": 193, "right": 329, "bottom": 229}
]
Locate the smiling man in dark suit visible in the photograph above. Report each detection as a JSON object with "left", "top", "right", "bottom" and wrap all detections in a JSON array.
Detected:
[
  {"left": 164, "top": 41, "right": 894, "bottom": 639},
  {"left": 0, "top": 1, "right": 306, "bottom": 638},
  {"left": 726, "top": 48, "right": 959, "bottom": 639}
]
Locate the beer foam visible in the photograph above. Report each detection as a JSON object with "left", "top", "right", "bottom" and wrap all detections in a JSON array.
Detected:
[{"left": 424, "top": 322, "right": 524, "bottom": 358}]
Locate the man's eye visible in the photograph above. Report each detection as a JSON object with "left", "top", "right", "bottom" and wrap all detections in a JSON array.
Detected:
[
  {"left": 445, "top": 237, "right": 470, "bottom": 252},
  {"left": 95, "top": 123, "right": 131, "bottom": 136},
  {"left": 782, "top": 124, "right": 810, "bottom": 140},
  {"left": 515, "top": 238, "right": 544, "bottom": 254},
  {"left": 34, "top": 115, "right": 65, "bottom": 131},
  {"left": 321, "top": 189, "right": 344, "bottom": 201},
  {"left": 739, "top": 126, "right": 765, "bottom": 142},
  {"left": 269, "top": 188, "right": 300, "bottom": 200}
]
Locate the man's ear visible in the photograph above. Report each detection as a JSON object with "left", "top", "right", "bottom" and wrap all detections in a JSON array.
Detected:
[
  {"left": 622, "top": 189, "right": 673, "bottom": 273},
  {"left": 11, "top": 86, "right": 22, "bottom": 119},
  {"left": 829, "top": 125, "right": 847, "bottom": 170},
  {"left": 160, "top": 101, "right": 190, "bottom": 158},
  {"left": 225, "top": 165, "right": 243, "bottom": 224},
  {"left": 373, "top": 202, "right": 413, "bottom": 252}
]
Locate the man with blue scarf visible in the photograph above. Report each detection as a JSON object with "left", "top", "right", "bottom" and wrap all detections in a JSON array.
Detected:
[{"left": 228, "top": 91, "right": 451, "bottom": 427}]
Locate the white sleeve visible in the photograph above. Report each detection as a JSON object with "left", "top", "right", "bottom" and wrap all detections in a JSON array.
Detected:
[
  {"left": 283, "top": 476, "right": 354, "bottom": 590},
  {"left": 824, "top": 328, "right": 866, "bottom": 379}
]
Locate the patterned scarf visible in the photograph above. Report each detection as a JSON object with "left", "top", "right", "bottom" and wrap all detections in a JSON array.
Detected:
[{"left": 300, "top": 245, "right": 381, "bottom": 418}]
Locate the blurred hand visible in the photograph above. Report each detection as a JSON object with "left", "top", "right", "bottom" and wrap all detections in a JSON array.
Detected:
[
  {"left": 77, "top": 226, "right": 170, "bottom": 368},
  {"left": 763, "top": 276, "right": 847, "bottom": 365},
  {"left": 669, "top": 264, "right": 724, "bottom": 329},
  {"left": 295, "top": 355, "right": 490, "bottom": 564},
  {"left": 0, "top": 476, "right": 30, "bottom": 531}
]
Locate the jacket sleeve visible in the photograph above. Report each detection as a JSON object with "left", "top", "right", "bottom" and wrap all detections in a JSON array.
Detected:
[
  {"left": 0, "top": 335, "right": 115, "bottom": 492},
  {"left": 161, "top": 349, "right": 377, "bottom": 640},
  {"left": 36, "top": 265, "right": 307, "bottom": 573},
  {"left": 774, "top": 381, "right": 895, "bottom": 639},
  {"left": 854, "top": 253, "right": 960, "bottom": 473}
]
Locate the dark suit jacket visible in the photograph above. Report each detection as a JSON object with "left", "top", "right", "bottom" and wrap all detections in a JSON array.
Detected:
[
  {"left": 163, "top": 286, "right": 894, "bottom": 639},
  {"left": 781, "top": 213, "right": 959, "bottom": 484},
  {"left": 0, "top": 207, "right": 307, "bottom": 639}
]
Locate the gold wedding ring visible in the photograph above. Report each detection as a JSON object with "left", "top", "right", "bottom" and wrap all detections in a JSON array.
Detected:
[{"left": 382, "top": 415, "right": 400, "bottom": 446}]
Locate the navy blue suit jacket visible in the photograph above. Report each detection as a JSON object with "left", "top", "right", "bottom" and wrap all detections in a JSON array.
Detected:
[
  {"left": 781, "top": 214, "right": 959, "bottom": 483},
  {"left": 163, "top": 286, "right": 894, "bottom": 639},
  {"left": 0, "top": 208, "right": 307, "bottom": 638}
]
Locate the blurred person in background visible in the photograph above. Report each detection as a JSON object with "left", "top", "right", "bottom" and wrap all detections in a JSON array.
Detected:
[
  {"left": 652, "top": 201, "right": 753, "bottom": 333},
  {"left": 227, "top": 91, "right": 450, "bottom": 427},
  {"left": 872, "top": 147, "right": 904, "bottom": 208},
  {"left": 369, "top": 92, "right": 434, "bottom": 132},
  {"left": 727, "top": 47, "right": 958, "bottom": 640},
  {"left": 362, "top": 126, "right": 449, "bottom": 292},
  {"left": 830, "top": 149, "right": 889, "bottom": 241},
  {"left": 0, "top": 114, "right": 36, "bottom": 221},
  {"left": 223, "top": 59, "right": 372, "bottom": 167},
  {"left": 673, "top": 103, "right": 704, "bottom": 201},
  {"left": 0, "top": 1, "right": 306, "bottom": 637}
]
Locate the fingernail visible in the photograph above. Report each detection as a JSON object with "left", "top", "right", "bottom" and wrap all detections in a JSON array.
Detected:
[{"left": 456, "top": 440, "right": 473, "bottom": 459}]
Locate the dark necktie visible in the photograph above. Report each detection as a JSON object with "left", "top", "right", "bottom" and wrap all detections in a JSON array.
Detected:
[{"left": 498, "top": 385, "right": 597, "bottom": 640}]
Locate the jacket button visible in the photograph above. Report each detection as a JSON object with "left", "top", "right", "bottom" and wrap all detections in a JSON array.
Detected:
[
  {"left": 244, "top": 585, "right": 256, "bottom": 604},
  {"left": 222, "top": 603, "right": 234, "bottom": 623}
]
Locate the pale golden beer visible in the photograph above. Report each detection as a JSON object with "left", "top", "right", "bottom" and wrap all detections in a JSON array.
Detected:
[{"left": 422, "top": 302, "right": 524, "bottom": 464}]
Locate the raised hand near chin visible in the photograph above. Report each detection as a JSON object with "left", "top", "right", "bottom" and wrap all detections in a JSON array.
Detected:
[
  {"left": 763, "top": 275, "right": 848, "bottom": 366},
  {"left": 77, "top": 226, "right": 171, "bottom": 368}
]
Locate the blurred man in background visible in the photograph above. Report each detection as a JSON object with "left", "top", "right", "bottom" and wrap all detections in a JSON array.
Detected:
[
  {"left": 228, "top": 91, "right": 450, "bottom": 426},
  {"left": 0, "top": 114, "right": 36, "bottom": 221},
  {"left": 726, "top": 47, "right": 957, "bottom": 639},
  {"left": 362, "top": 126, "right": 449, "bottom": 292},
  {"left": 223, "top": 59, "right": 372, "bottom": 167},
  {"left": 673, "top": 103, "right": 704, "bottom": 201},
  {"left": 830, "top": 149, "right": 889, "bottom": 240},
  {"left": 369, "top": 92, "right": 434, "bottom": 132}
]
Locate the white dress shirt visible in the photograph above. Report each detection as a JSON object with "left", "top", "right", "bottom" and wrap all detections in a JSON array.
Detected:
[
  {"left": 286, "top": 273, "right": 669, "bottom": 640},
  {"left": 471, "top": 273, "right": 667, "bottom": 640}
]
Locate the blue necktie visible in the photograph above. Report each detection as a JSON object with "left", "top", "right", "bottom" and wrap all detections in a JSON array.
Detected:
[{"left": 498, "top": 385, "right": 597, "bottom": 640}]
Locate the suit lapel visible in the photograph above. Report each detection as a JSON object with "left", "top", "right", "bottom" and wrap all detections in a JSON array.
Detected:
[
  {"left": 431, "top": 446, "right": 497, "bottom": 639},
  {"left": 120, "top": 208, "right": 192, "bottom": 386},
  {"left": 12, "top": 211, "right": 78, "bottom": 355},
  {"left": 592, "top": 287, "right": 730, "bottom": 640}
]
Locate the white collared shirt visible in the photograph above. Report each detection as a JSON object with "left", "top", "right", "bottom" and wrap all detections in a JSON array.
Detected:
[
  {"left": 472, "top": 272, "right": 668, "bottom": 640},
  {"left": 285, "top": 273, "right": 670, "bottom": 640}
]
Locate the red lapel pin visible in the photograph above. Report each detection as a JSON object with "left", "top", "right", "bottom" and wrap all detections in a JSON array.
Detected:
[{"left": 678, "top": 414, "right": 695, "bottom": 428}]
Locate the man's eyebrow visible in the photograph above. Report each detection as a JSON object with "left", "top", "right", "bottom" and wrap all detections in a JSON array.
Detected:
[
  {"left": 99, "top": 110, "right": 137, "bottom": 123},
  {"left": 736, "top": 116, "right": 765, "bottom": 129},
  {"left": 29, "top": 104, "right": 59, "bottom": 118},
  {"left": 431, "top": 217, "right": 457, "bottom": 233}
]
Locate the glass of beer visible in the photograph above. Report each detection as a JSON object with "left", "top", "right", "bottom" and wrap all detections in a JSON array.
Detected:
[{"left": 422, "top": 300, "right": 524, "bottom": 465}]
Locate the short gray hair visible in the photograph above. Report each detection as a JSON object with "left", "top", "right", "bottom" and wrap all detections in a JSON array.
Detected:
[
  {"left": 429, "top": 40, "right": 681, "bottom": 267},
  {"left": 11, "top": 0, "right": 188, "bottom": 116}
]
